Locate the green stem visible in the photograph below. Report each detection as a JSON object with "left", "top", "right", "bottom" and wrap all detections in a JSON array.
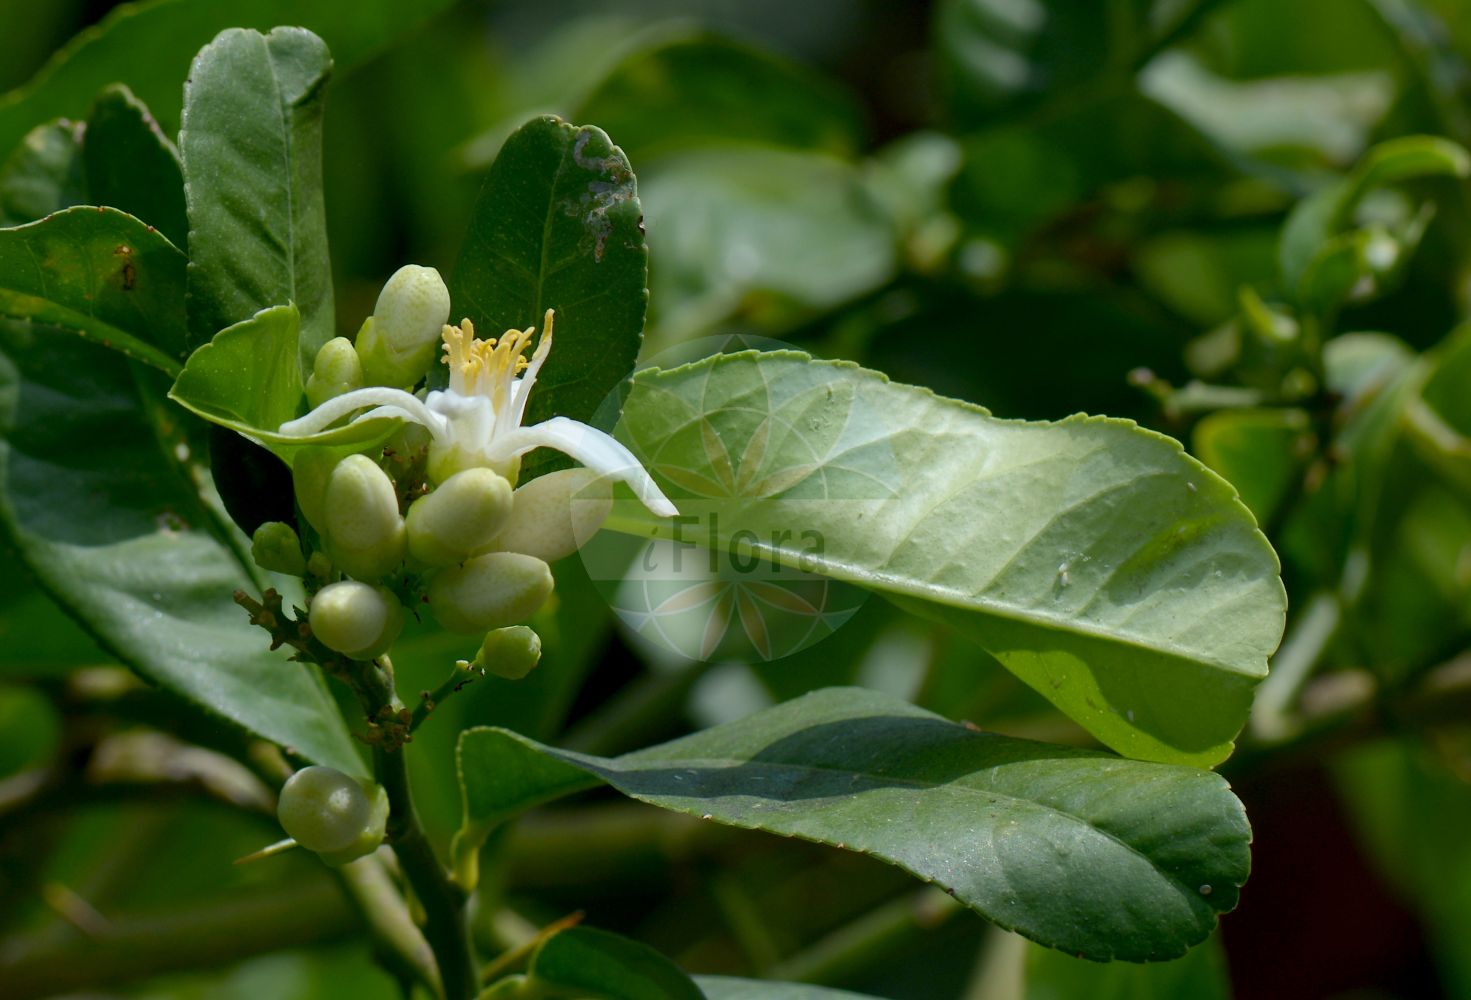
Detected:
[
  {"left": 352, "top": 657, "right": 478, "bottom": 1000},
  {"left": 0, "top": 880, "right": 357, "bottom": 1000}
]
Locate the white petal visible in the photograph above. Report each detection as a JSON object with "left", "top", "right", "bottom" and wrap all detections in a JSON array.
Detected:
[
  {"left": 278, "top": 386, "right": 446, "bottom": 437},
  {"left": 509, "top": 312, "right": 554, "bottom": 427},
  {"left": 486, "top": 416, "right": 677, "bottom": 517}
]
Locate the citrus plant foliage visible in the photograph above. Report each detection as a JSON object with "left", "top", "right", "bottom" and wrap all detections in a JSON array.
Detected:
[{"left": 3, "top": 2, "right": 1469, "bottom": 999}]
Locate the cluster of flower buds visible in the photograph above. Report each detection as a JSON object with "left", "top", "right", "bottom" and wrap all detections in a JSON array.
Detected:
[{"left": 247, "top": 264, "right": 636, "bottom": 680}]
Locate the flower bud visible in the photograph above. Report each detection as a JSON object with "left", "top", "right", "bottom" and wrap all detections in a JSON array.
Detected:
[
  {"left": 317, "top": 783, "right": 389, "bottom": 866},
  {"left": 277, "top": 765, "right": 371, "bottom": 853},
  {"left": 292, "top": 448, "right": 339, "bottom": 532},
  {"left": 355, "top": 265, "right": 451, "bottom": 388},
  {"left": 323, "top": 455, "right": 406, "bottom": 581},
  {"left": 406, "top": 468, "right": 513, "bottom": 567},
  {"left": 489, "top": 468, "right": 613, "bottom": 563},
  {"left": 309, "top": 581, "right": 404, "bottom": 659},
  {"left": 474, "top": 625, "right": 542, "bottom": 679},
  {"left": 305, "top": 337, "right": 364, "bottom": 409},
  {"left": 427, "top": 551, "right": 553, "bottom": 634},
  {"left": 277, "top": 765, "right": 388, "bottom": 866},
  {"left": 251, "top": 521, "right": 307, "bottom": 576}
]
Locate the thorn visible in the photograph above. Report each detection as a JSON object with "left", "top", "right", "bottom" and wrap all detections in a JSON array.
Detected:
[{"left": 234, "top": 838, "right": 301, "bottom": 865}]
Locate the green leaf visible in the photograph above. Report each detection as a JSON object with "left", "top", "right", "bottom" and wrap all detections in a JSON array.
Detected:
[
  {"left": 1278, "top": 134, "right": 1470, "bottom": 300},
  {"left": 641, "top": 146, "right": 895, "bottom": 342},
  {"left": 82, "top": 84, "right": 188, "bottom": 249},
  {"left": 696, "top": 979, "right": 880, "bottom": 1000},
  {"left": 0, "top": 0, "right": 459, "bottom": 157},
  {"left": 572, "top": 31, "right": 865, "bottom": 162},
  {"left": 1193, "top": 408, "right": 1315, "bottom": 525},
  {"left": 1405, "top": 323, "right": 1471, "bottom": 500},
  {"left": 0, "top": 118, "right": 84, "bottom": 225},
  {"left": 0, "top": 205, "right": 188, "bottom": 372},
  {"left": 457, "top": 688, "right": 1251, "bottom": 962},
  {"left": 451, "top": 115, "right": 647, "bottom": 457},
  {"left": 0, "top": 291, "right": 364, "bottom": 779},
  {"left": 180, "top": 26, "right": 334, "bottom": 369},
  {"left": 528, "top": 926, "right": 704, "bottom": 1000},
  {"left": 613, "top": 352, "right": 1284, "bottom": 765},
  {"left": 168, "top": 303, "right": 396, "bottom": 461}
]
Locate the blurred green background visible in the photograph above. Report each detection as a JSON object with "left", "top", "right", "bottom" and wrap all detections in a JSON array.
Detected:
[{"left": 3, "top": 0, "right": 1471, "bottom": 997}]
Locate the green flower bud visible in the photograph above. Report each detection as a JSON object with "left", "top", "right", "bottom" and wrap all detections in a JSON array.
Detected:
[
  {"left": 323, "top": 455, "right": 406, "bottom": 581},
  {"left": 292, "top": 448, "right": 340, "bottom": 532},
  {"left": 317, "top": 782, "right": 388, "bottom": 866},
  {"left": 489, "top": 468, "right": 612, "bottom": 563},
  {"left": 427, "top": 551, "right": 553, "bottom": 634},
  {"left": 305, "top": 337, "right": 364, "bottom": 409},
  {"left": 277, "top": 765, "right": 388, "bottom": 866},
  {"left": 309, "top": 581, "right": 404, "bottom": 659},
  {"left": 251, "top": 521, "right": 307, "bottom": 576},
  {"left": 356, "top": 265, "right": 451, "bottom": 388},
  {"left": 406, "top": 468, "right": 513, "bottom": 567},
  {"left": 474, "top": 625, "right": 542, "bottom": 679}
]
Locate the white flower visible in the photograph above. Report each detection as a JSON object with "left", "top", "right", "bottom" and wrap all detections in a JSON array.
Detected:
[{"left": 278, "top": 310, "right": 676, "bottom": 518}]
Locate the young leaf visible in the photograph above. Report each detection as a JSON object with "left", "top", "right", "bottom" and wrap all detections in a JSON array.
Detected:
[
  {"left": 457, "top": 688, "right": 1252, "bottom": 962},
  {"left": 0, "top": 205, "right": 187, "bottom": 371},
  {"left": 180, "top": 26, "right": 334, "bottom": 369},
  {"left": 168, "top": 304, "right": 397, "bottom": 461},
  {"left": 451, "top": 115, "right": 646, "bottom": 473},
  {"left": 82, "top": 84, "right": 188, "bottom": 248},
  {"left": 1278, "top": 134, "right": 1470, "bottom": 301},
  {"left": 0, "top": 241, "right": 363, "bottom": 775},
  {"left": 612, "top": 352, "right": 1285, "bottom": 766}
]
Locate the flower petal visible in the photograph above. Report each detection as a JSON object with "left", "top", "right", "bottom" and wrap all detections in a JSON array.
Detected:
[
  {"left": 487, "top": 416, "right": 678, "bottom": 517},
  {"left": 278, "top": 386, "right": 445, "bottom": 437}
]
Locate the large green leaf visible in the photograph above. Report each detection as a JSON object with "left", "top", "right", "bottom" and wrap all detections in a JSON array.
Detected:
[
  {"left": 0, "top": 208, "right": 362, "bottom": 776},
  {"left": 180, "top": 26, "right": 334, "bottom": 369},
  {"left": 81, "top": 84, "right": 188, "bottom": 249},
  {"left": 457, "top": 688, "right": 1251, "bottom": 961},
  {"left": 451, "top": 115, "right": 647, "bottom": 451},
  {"left": 611, "top": 352, "right": 1284, "bottom": 766},
  {"left": 0, "top": 205, "right": 188, "bottom": 372},
  {"left": 0, "top": 0, "right": 459, "bottom": 156},
  {"left": 1023, "top": 932, "right": 1230, "bottom": 999},
  {"left": 571, "top": 31, "right": 865, "bottom": 162}
]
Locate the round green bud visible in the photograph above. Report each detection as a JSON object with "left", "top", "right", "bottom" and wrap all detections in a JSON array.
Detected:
[
  {"left": 292, "top": 448, "right": 340, "bottom": 532},
  {"left": 406, "top": 468, "right": 514, "bottom": 567},
  {"left": 474, "top": 625, "right": 542, "bottom": 680},
  {"left": 427, "top": 551, "right": 554, "bottom": 634},
  {"left": 309, "top": 581, "right": 404, "bottom": 659},
  {"left": 489, "top": 468, "right": 612, "bottom": 563},
  {"left": 251, "top": 521, "right": 307, "bottom": 576},
  {"left": 356, "top": 265, "right": 451, "bottom": 388},
  {"left": 323, "top": 455, "right": 406, "bottom": 581},
  {"left": 277, "top": 765, "right": 374, "bottom": 854},
  {"left": 306, "top": 337, "right": 364, "bottom": 410},
  {"left": 317, "top": 783, "right": 389, "bottom": 867}
]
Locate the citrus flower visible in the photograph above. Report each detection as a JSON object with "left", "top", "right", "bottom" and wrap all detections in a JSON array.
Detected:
[{"left": 278, "top": 309, "right": 676, "bottom": 518}]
